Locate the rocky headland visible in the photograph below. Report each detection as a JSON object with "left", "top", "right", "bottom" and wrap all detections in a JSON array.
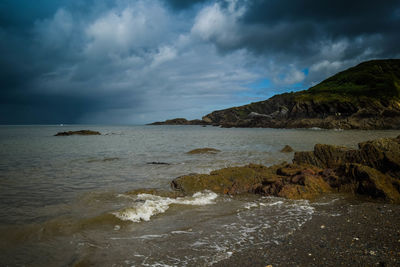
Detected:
[
  {"left": 148, "top": 118, "right": 208, "bottom": 125},
  {"left": 171, "top": 135, "right": 400, "bottom": 203},
  {"left": 150, "top": 59, "right": 400, "bottom": 129}
]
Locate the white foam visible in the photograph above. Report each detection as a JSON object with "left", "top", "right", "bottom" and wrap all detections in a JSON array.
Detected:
[
  {"left": 244, "top": 202, "right": 258, "bottom": 209},
  {"left": 171, "top": 230, "right": 193, "bottom": 235},
  {"left": 112, "top": 191, "right": 217, "bottom": 222}
]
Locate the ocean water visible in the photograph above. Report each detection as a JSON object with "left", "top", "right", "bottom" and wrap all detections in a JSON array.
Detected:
[{"left": 0, "top": 125, "right": 399, "bottom": 266}]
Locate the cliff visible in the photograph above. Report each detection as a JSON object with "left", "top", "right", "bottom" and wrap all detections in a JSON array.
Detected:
[{"left": 202, "top": 59, "right": 400, "bottom": 129}]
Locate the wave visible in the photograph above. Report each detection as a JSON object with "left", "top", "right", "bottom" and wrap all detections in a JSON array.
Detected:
[{"left": 112, "top": 191, "right": 218, "bottom": 222}]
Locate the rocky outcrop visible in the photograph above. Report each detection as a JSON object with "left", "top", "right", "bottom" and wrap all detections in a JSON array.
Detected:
[
  {"left": 294, "top": 136, "right": 400, "bottom": 178},
  {"left": 171, "top": 135, "right": 400, "bottom": 203},
  {"left": 55, "top": 130, "right": 101, "bottom": 136},
  {"left": 171, "top": 163, "right": 333, "bottom": 200},
  {"left": 148, "top": 118, "right": 209, "bottom": 125}
]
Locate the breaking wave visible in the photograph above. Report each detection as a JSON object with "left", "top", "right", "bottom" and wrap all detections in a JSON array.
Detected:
[{"left": 112, "top": 191, "right": 218, "bottom": 222}]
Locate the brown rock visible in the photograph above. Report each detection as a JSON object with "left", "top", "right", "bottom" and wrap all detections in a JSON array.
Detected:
[
  {"left": 171, "top": 163, "right": 332, "bottom": 200},
  {"left": 280, "top": 145, "right": 294, "bottom": 153},
  {"left": 294, "top": 135, "right": 400, "bottom": 179},
  {"left": 336, "top": 163, "right": 400, "bottom": 203}
]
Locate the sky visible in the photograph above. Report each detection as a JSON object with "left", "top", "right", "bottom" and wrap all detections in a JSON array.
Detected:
[{"left": 1, "top": 0, "right": 400, "bottom": 124}]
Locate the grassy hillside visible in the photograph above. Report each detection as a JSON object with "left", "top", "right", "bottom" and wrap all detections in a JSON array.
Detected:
[{"left": 296, "top": 59, "right": 400, "bottom": 102}]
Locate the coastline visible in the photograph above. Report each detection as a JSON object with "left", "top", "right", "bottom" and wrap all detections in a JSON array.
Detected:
[{"left": 214, "top": 195, "right": 400, "bottom": 267}]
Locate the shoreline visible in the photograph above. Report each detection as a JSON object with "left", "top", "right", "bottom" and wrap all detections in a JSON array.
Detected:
[{"left": 214, "top": 195, "right": 400, "bottom": 266}]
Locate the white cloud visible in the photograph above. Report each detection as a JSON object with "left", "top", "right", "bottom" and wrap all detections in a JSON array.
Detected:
[
  {"left": 151, "top": 46, "right": 177, "bottom": 67},
  {"left": 191, "top": 1, "right": 245, "bottom": 47},
  {"left": 85, "top": 2, "right": 170, "bottom": 56}
]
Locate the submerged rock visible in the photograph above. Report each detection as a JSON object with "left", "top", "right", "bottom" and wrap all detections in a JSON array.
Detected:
[
  {"left": 55, "top": 130, "right": 101, "bottom": 136},
  {"left": 146, "top": 162, "right": 171, "bottom": 165},
  {"left": 280, "top": 145, "right": 294, "bottom": 153},
  {"left": 87, "top": 157, "right": 119, "bottom": 163},
  {"left": 186, "top": 148, "right": 221, "bottom": 154}
]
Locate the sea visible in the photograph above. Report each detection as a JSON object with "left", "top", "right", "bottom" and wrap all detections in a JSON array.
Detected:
[{"left": 1, "top": 125, "right": 399, "bottom": 266}]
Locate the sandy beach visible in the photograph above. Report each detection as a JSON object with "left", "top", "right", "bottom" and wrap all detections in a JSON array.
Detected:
[{"left": 215, "top": 195, "right": 400, "bottom": 266}]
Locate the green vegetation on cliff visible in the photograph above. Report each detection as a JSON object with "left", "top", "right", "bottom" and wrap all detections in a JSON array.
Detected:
[{"left": 298, "top": 59, "right": 400, "bottom": 102}]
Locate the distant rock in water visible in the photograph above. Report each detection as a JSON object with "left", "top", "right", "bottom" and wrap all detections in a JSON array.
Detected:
[
  {"left": 55, "top": 130, "right": 101, "bottom": 136},
  {"left": 171, "top": 135, "right": 400, "bottom": 203},
  {"left": 146, "top": 162, "right": 171, "bottom": 165},
  {"left": 186, "top": 148, "right": 221, "bottom": 154},
  {"left": 148, "top": 118, "right": 209, "bottom": 125},
  {"left": 87, "top": 157, "right": 119, "bottom": 163},
  {"left": 280, "top": 145, "right": 294, "bottom": 153}
]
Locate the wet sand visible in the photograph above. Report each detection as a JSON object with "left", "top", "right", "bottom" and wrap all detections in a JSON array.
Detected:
[{"left": 214, "top": 195, "right": 400, "bottom": 267}]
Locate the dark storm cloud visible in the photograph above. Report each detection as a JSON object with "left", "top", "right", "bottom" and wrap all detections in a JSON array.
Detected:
[
  {"left": 163, "top": 0, "right": 208, "bottom": 10},
  {"left": 194, "top": 0, "right": 400, "bottom": 58},
  {"left": 1, "top": 0, "right": 400, "bottom": 124}
]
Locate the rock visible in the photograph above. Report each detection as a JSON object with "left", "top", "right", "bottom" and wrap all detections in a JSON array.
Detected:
[
  {"left": 87, "top": 157, "right": 119, "bottom": 163},
  {"left": 171, "top": 135, "right": 400, "bottom": 203},
  {"left": 293, "top": 135, "right": 400, "bottom": 179},
  {"left": 54, "top": 130, "right": 101, "bottom": 136},
  {"left": 171, "top": 163, "right": 332, "bottom": 200},
  {"left": 146, "top": 162, "right": 171, "bottom": 165},
  {"left": 293, "top": 144, "right": 356, "bottom": 169},
  {"left": 186, "top": 148, "right": 221, "bottom": 154},
  {"left": 280, "top": 145, "right": 294, "bottom": 153},
  {"left": 148, "top": 118, "right": 209, "bottom": 125},
  {"left": 336, "top": 163, "right": 400, "bottom": 203}
]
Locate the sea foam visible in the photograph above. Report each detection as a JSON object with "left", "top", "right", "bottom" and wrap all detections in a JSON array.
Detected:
[{"left": 112, "top": 191, "right": 217, "bottom": 222}]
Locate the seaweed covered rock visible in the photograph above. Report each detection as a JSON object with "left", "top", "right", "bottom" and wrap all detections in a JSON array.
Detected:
[
  {"left": 171, "top": 135, "right": 400, "bottom": 203},
  {"left": 171, "top": 163, "right": 333, "bottom": 200},
  {"left": 55, "top": 130, "right": 101, "bottom": 136}
]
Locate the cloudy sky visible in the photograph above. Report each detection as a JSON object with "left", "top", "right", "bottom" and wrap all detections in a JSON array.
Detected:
[{"left": 1, "top": 0, "right": 400, "bottom": 124}]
